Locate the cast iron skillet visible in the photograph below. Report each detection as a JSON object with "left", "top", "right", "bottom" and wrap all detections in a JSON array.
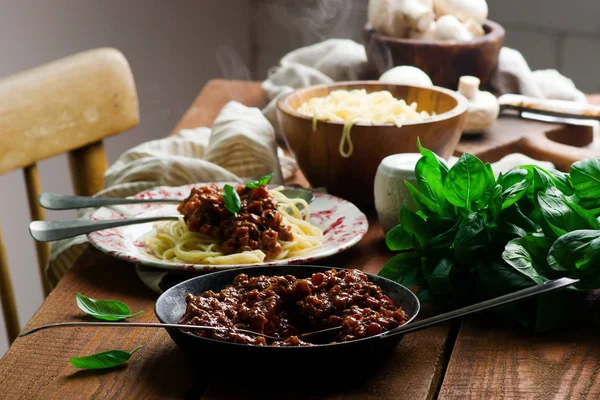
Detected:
[
  {"left": 155, "top": 265, "right": 575, "bottom": 380},
  {"left": 155, "top": 265, "right": 419, "bottom": 374}
]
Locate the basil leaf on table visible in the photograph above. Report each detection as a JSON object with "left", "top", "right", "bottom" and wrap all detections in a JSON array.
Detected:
[
  {"left": 222, "top": 184, "right": 241, "bottom": 217},
  {"left": 76, "top": 293, "right": 144, "bottom": 321},
  {"left": 70, "top": 346, "right": 143, "bottom": 370},
  {"left": 443, "top": 153, "right": 491, "bottom": 211},
  {"left": 245, "top": 173, "right": 274, "bottom": 189},
  {"left": 571, "top": 157, "right": 600, "bottom": 209}
]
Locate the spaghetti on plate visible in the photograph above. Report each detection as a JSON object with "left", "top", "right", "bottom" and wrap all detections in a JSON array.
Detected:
[{"left": 145, "top": 182, "right": 323, "bottom": 265}]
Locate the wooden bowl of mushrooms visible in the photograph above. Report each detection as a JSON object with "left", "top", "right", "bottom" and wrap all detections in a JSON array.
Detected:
[
  {"left": 276, "top": 81, "right": 468, "bottom": 208},
  {"left": 362, "top": 0, "right": 505, "bottom": 89}
]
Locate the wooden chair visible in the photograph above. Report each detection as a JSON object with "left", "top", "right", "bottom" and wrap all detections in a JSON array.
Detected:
[{"left": 0, "top": 48, "right": 139, "bottom": 344}]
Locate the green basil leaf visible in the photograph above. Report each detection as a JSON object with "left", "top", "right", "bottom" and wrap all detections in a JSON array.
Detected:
[
  {"left": 405, "top": 180, "right": 442, "bottom": 216},
  {"left": 400, "top": 205, "right": 431, "bottom": 244},
  {"left": 571, "top": 157, "right": 600, "bottom": 209},
  {"left": 500, "top": 168, "right": 531, "bottom": 209},
  {"left": 416, "top": 288, "right": 433, "bottom": 304},
  {"left": 444, "top": 153, "right": 490, "bottom": 211},
  {"left": 538, "top": 187, "right": 599, "bottom": 237},
  {"left": 454, "top": 213, "right": 488, "bottom": 262},
  {"left": 223, "top": 184, "right": 241, "bottom": 217},
  {"left": 417, "top": 138, "right": 449, "bottom": 179},
  {"left": 414, "top": 144, "right": 448, "bottom": 210},
  {"left": 428, "top": 217, "right": 460, "bottom": 250},
  {"left": 428, "top": 258, "right": 454, "bottom": 295},
  {"left": 70, "top": 346, "right": 143, "bottom": 369},
  {"left": 386, "top": 225, "right": 413, "bottom": 251},
  {"left": 544, "top": 169, "right": 574, "bottom": 195},
  {"left": 245, "top": 173, "right": 274, "bottom": 189},
  {"left": 378, "top": 252, "right": 423, "bottom": 287},
  {"left": 501, "top": 202, "right": 538, "bottom": 234},
  {"left": 502, "top": 239, "right": 547, "bottom": 284},
  {"left": 76, "top": 293, "right": 144, "bottom": 321},
  {"left": 477, "top": 261, "right": 536, "bottom": 297},
  {"left": 547, "top": 230, "right": 600, "bottom": 271}
]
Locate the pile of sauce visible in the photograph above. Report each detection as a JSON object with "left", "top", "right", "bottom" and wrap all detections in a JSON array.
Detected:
[
  {"left": 177, "top": 184, "right": 293, "bottom": 257},
  {"left": 180, "top": 269, "right": 409, "bottom": 346}
]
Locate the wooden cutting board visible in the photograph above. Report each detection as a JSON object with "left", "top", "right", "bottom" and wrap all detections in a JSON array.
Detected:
[{"left": 455, "top": 112, "right": 600, "bottom": 171}]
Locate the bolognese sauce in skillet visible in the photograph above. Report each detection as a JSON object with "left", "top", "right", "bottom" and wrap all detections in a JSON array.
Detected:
[{"left": 180, "top": 268, "right": 409, "bottom": 346}]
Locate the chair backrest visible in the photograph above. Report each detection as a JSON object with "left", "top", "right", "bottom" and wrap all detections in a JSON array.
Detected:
[{"left": 0, "top": 48, "right": 139, "bottom": 344}]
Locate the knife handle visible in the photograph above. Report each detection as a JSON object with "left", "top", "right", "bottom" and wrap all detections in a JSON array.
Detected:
[{"left": 498, "top": 94, "right": 600, "bottom": 121}]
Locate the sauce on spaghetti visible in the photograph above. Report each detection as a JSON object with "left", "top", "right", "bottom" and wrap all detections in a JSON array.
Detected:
[
  {"left": 180, "top": 269, "right": 410, "bottom": 346},
  {"left": 177, "top": 184, "right": 293, "bottom": 257}
]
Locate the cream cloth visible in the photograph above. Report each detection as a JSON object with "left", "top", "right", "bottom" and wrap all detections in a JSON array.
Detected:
[
  {"left": 47, "top": 101, "right": 297, "bottom": 286},
  {"left": 261, "top": 39, "right": 588, "bottom": 136}
]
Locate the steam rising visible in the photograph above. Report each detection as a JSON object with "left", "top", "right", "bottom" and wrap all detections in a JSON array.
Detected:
[{"left": 216, "top": 45, "right": 252, "bottom": 80}]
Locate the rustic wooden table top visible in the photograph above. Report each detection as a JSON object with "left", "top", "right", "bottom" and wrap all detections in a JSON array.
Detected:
[{"left": 0, "top": 79, "right": 599, "bottom": 400}]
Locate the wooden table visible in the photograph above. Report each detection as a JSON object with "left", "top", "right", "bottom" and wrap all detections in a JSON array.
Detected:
[{"left": 1, "top": 80, "right": 599, "bottom": 400}]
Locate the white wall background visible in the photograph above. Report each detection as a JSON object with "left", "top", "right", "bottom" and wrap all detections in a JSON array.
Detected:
[{"left": 1, "top": 0, "right": 599, "bottom": 356}]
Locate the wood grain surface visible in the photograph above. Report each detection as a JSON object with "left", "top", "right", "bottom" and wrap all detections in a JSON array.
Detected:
[
  {"left": 0, "top": 80, "right": 453, "bottom": 400},
  {"left": 455, "top": 113, "right": 600, "bottom": 171},
  {"left": 438, "top": 311, "right": 600, "bottom": 399}
]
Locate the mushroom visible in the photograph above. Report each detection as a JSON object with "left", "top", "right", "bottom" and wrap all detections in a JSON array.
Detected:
[
  {"left": 409, "top": 20, "right": 437, "bottom": 40},
  {"left": 435, "top": 15, "right": 473, "bottom": 41},
  {"left": 379, "top": 66, "right": 433, "bottom": 87},
  {"left": 368, "top": 0, "right": 395, "bottom": 36},
  {"left": 368, "top": 0, "right": 435, "bottom": 38},
  {"left": 458, "top": 75, "right": 499, "bottom": 134},
  {"left": 433, "top": 0, "right": 488, "bottom": 25},
  {"left": 464, "top": 18, "right": 485, "bottom": 37}
]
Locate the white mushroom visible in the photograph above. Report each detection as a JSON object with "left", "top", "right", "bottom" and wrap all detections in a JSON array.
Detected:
[
  {"left": 435, "top": 15, "right": 473, "bottom": 41},
  {"left": 458, "top": 75, "right": 500, "bottom": 134},
  {"left": 433, "top": 0, "right": 488, "bottom": 25},
  {"left": 409, "top": 20, "right": 437, "bottom": 40},
  {"left": 368, "top": 0, "right": 435, "bottom": 38},
  {"left": 379, "top": 66, "right": 434, "bottom": 87},
  {"left": 464, "top": 18, "right": 485, "bottom": 37},
  {"left": 368, "top": 0, "right": 395, "bottom": 36}
]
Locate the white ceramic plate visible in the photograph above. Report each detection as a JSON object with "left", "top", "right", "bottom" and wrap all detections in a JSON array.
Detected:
[{"left": 88, "top": 184, "right": 368, "bottom": 272}]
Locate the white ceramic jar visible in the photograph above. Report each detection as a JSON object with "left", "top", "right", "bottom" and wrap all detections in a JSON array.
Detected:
[{"left": 374, "top": 153, "right": 422, "bottom": 234}]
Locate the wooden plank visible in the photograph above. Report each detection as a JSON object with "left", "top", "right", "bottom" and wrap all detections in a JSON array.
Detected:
[
  {"left": 169, "top": 79, "right": 268, "bottom": 135},
  {"left": 438, "top": 312, "right": 600, "bottom": 399}
]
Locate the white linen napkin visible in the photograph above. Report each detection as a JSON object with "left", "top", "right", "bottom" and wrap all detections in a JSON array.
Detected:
[
  {"left": 261, "top": 39, "right": 588, "bottom": 136},
  {"left": 47, "top": 101, "right": 297, "bottom": 286}
]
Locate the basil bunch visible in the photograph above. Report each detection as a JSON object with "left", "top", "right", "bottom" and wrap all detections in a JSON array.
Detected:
[{"left": 379, "top": 140, "right": 600, "bottom": 331}]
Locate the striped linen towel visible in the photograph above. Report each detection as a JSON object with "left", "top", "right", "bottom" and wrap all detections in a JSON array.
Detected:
[{"left": 47, "top": 101, "right": 297, "bottom": 286}]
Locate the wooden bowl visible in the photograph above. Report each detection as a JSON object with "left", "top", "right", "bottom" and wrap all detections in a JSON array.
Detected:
[
  {"left": 362, "top": 21, "right": 505, "bottom": 89},
  {"left": 276, "top": 81, "right": 468, "bottom": 208}
]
